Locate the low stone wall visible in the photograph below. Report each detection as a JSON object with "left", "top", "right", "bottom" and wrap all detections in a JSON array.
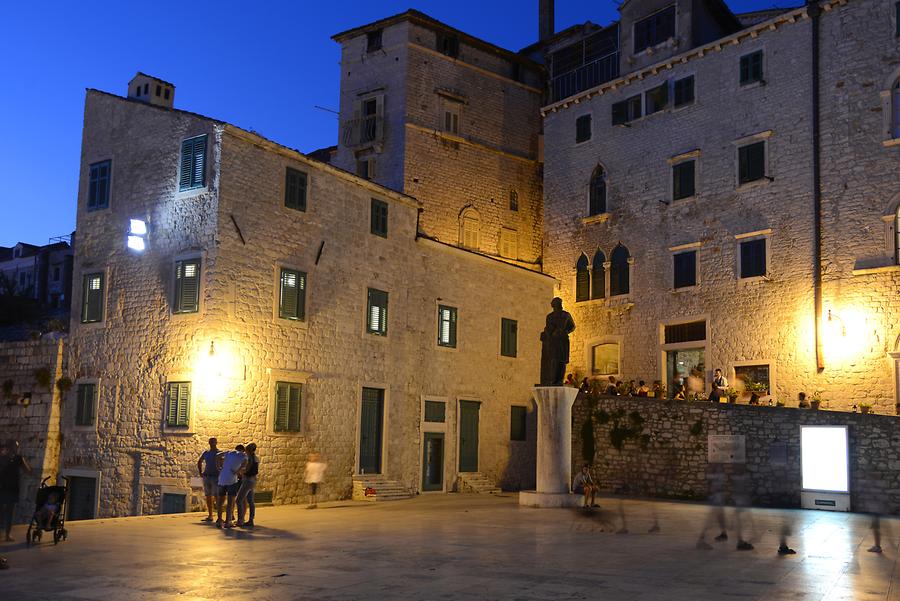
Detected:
[
  {"left": 0, "top": 336, "right": 65, "bottom": 523},
  {"left": 572, "top": 395, "right": 900, "bottom": 515}
]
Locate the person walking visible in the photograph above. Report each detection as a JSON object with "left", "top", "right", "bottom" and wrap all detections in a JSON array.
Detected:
[
  {"left": 236, "top": 443, "right": 259, "bottom": 528},
  {"left": 196, "top": 437, "right": 221, "bottom": 522},
  {"left": 216, "top": 444, "right": 246, "bottom": 528},
  {"left": 0, "top": 440, "right": 32, "bottom": 543},
  {"left": 304, "top": 453, "right": 326, "bottom": 509}
]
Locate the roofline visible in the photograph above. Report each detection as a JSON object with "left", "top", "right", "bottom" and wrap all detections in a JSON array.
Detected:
[
  {"left": 415, "top": 234, "right": 555, "bottom": 282},
  {"left": 86, "top": 88, "right": 224, "bottom": 124},
  {"left": 542, "top": 2, "right": 821, "bottom": 115},
  {"left": 518, "top": 20, "right": 607, "bottom": 54},
  {"left": 129, "top": 71, "right": 176, "bottom": 88},
  {"left": 332, "top": 9, "right": 543, "bottom": 69}
]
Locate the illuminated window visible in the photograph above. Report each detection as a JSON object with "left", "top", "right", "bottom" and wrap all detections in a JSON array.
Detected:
[
  {"left": 80, "top": 272, "right": 104, "bottom": 323},
  {"left": 165, "top": 382, "right": 191, "bottom": 427},
  {"left": 367, "top": 288, "right": 388, "bottom": 336},
  {"left": 279, "top": 268, "right": 306, "bottom": 321},
  {"left": 592, "top": 342, "right": 620, "bottom": 376},
  {"left": 437, "top": 305, "right": 457, "bottom": 347}
]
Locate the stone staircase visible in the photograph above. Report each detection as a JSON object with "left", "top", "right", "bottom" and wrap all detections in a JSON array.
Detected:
[
  {"left": 351, "top": 474, "right": 413, "bottom": 502},
  {"left": 458, "top": 472, "right": 502, "bottom": 494}
]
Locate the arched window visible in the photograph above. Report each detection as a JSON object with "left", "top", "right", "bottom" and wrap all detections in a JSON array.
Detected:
[
  {"left": 459, "top": 208, "right": 480, "bottom": 250},
  {"left": 610, "top": 244, "right": 630, "bottom": 296},
  {"left": 591, "top": 250, "right": 606, "bottom": 299},
  {"left": 589, "top": 166, "right": 607, "bottom": 216},
  {"left": 575, "top": 254, "right": 590, "bottom": 302}
]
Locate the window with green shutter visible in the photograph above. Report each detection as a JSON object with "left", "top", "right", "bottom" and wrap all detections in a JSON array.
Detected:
[
  {"left": 510, "top": 405, "right": 527, "bottom": 441},
  {"left": 165, "top": 382, "right": 191, "bottom": 427},
  {"left": 174, "top": 259, "right": 201, "bottom": 313},
  {"left": 179, "top": 135, "right": 207, "bottom": 191},
  {"left": 285, "top": 167, "right": 307, "bottom": 211},
  {"left": 75, "top": 383, "right": 97, "bottom": 426},
  {"left": 437, "top": 305, "right": 457, "bottom": 347},
  {"left": 739, "top": 50, "right": 763, "bottom": 86},
  {"left": 501, "top": 318, "right": 518, "bottom": 358},
  {"left": 274, "top": 382, "right": 302, "bottom": 432},
  {"left": 279, "top": 268, "right": 307, "bottom": 321},
  {"left": 367, "top": 288, "right": 388, "bottom": 336},
  {"left": 88, "top": 160, "right": 111, "bottom": 210},
  {"left": 738, "top": 141, "right": 766, "bottom": 185},
  {"left": 672, "top": 160, "right": 695, "bottom": 200},
  {"left": 80, "top": 272, "right": 104, "bottom": 323},
  {"left": 371, "top": 198, "right": 388, "bottom": 237}
]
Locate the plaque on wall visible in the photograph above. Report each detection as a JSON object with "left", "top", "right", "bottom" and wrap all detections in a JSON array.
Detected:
[{"left": 708, "top": 435, "right": 746, "bottom": 463}]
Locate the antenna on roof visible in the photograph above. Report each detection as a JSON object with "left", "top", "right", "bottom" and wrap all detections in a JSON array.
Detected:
[{"left": 314, "top": 105, "right": 339, "bottom": 117}]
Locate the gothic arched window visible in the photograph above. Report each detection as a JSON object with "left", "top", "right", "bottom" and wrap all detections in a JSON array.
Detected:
[
  {"left": 575, "top": 254, "right": 590, "bottom": 302},
  {"left": 589, "top": 166, "right": 607, "bottom": 216},
  {"left": 591, "top": 250, "right": 606, "bottom": 299},
  {"left": 610, "top": 244, "right": 630, "bottom": 296}
]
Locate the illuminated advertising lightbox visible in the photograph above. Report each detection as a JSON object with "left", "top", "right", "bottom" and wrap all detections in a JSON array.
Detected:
[{"left": 800, "top": 425, "right": 849, "bottom": 493}]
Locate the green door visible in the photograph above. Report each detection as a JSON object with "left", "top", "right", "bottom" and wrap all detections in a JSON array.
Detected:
[
  {"left": 459, "top": 400, "right": 480, "bottom": 472},
  {"left": 359, "top": 387, "right": 384, "bottom": 474},
  {"left": 422, "top": 432, "right": 445, "bottom": 491},
  {"left": 67, "top": 476, "right": 97, "bottom": 520}
]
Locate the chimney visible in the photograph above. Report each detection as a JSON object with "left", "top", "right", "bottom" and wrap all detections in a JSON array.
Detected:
[
  {"left": 539, "top": 0, "right": 555, "bottom": 41},
  {"left": 127, "top": 72, "right": 175, "bottom": 109}
]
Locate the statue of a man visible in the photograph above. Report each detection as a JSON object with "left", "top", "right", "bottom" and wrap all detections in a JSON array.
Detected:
[{"left": 539, "top": 297, "right": 576, "bottom": 386}]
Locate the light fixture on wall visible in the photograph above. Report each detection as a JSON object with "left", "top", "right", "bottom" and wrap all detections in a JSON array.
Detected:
[
  {"left": 827, "top": 309, "right": 846, "bottom": 337},
  {"left": 127, "top": 219, "right": 148, "bottom": 252}
]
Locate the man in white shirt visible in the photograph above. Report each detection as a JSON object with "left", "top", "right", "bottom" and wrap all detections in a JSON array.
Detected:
[
  {"left": 710, "top": 369, "right": 728, "bottom": 403},
  {"left": 216, "top": 444, "right": 246, "bottom": 528}
]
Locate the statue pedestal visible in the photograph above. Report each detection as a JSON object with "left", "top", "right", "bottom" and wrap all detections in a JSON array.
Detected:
[{"left": 518, "top": 386, "right": 580, "bottom": 508}]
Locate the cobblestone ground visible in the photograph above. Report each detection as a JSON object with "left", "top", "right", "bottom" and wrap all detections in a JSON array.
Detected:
[{"left": 1, "top": 494, "right": 898, "bottom": 600}]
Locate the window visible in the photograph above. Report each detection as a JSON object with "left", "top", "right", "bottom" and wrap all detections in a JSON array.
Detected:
[
  {"left": 896, "top": 2, "right": 900, "bottom": 37},
  {"left": 672, "top": 160, "right": 696, "bottom": 200},
  {"left": 664, "top": 320, "right": 706, "bottom": 344},
  {"left": 673, "top": 251, "right": 697, "bottom": 289},
  {"left": 80, "top": 272, "right": 104, "bottom": 323},
  {"left": 575, "top": 114, "right": 592, "bottom": 143},
  {"left": 634, "top": 5, "right": 676, "bottom": 54},
  {"left": 437, "top": 32, "right": 459, "bottom": 58},
  {"left": 500, "top": 228, "right": 517, "bottom": 259},
  {"left": 609, "top": 244, "right": 630, "bottom": 296},
  {"left": 437, "top": 305, "right": 457, "bottom": 348},
  {"left": 892, "top": 79, "right": 900, "bottom": 139},
  {"left": 367, "top": 288, "right": 388, "bottom": 336},
  {"left": 366, "top": 29, "right": 383, "bottom": 52},
  {"left": 443, "top": 102, "right": 460, "bottom": 134},
  {"left": 155, "top": 85, "right": 161, "bottom": 97},
  {"left": 284, "top": 167, "right": 307, "bottom": 211},
  {"left": 501, "top": 318, "right": 518, "bottom": 358},
  {"left": 510, "top": 406, "right": 527, "bottom": 441},
  {"left": 734, "top": 364, "right": 771, "bottom": 394},
  {"left": 88, "top": 160, "right": 111, "bottom": 210},
  {"left": 174, "top": 259, "right": 201, "bottom": 314},
  {"left": 274, "top": 382, "right": 302, "bottom": 432},
  {"left": 460, "top": 209, "right": 480, "bottom": 249},
  {"left": 356, "top": 157, "right": 376, "bottom": 180},
  {"left": 371, "top": 198, "right": 388, "bottom": 237},
  {"left": 739, "top": 238, "right": 767, "bottom": 278},
  {"left": 279, "top": 268, "right": 306, "bottom": 321},
  {"left": 165, "top": 382, "right": 190, "bottom": 427},
  {"left": 740, "top": 50, "right": 764, "bottom": 86},
  {"left": 509, "top": 189, "right": 519, "bottom": 211},
  {"left": 645, "top": 82, "right": 669, "bottom": 115},
  {"left": 575, "top": 254, "right": 590, "bottom": 302},
  {"left": 896, "top": 206, "right": 900, "bottom": 264},
  {"left": 592, "top": 342, "right": 620, "bottom": 376},
  {"left": 612, "top": 95, "right": 642, "bottom": 125},
  {"left": 591, "top": 250, "right": 606, "bottom": 299},
  {"left": 738, "top": 141, "right": 766, "bottom": 185},
  {"left": 589, "top": 166, "right": 607, "bottom": 216},
  {"left": 179, "top": 135, "right": 207, "bottom": 191},
  {"left": 75, "top": 383, "right": 96, "bottom": 426},
  {"left": 424, "top": 400, "right": 446, "bottom": 422},
  {"left": 673, "top": 75, "right": 695, "bottom": 107},
  {"left": 161, "top": 493, "right": 186, "bottom": 514},
  {"left": 53, "top": 266, "right": 60, "bottom": 281}
]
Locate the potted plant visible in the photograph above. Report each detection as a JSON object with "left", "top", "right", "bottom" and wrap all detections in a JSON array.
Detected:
[
  {"left": 725, "top": 387, "right": 739, "bottom": 403},
  {"left": 859, "top": 403, "right": 872, "bottom": 415},
  {"left": 810, "top": 391, "right": 824, "bottom": 410}
]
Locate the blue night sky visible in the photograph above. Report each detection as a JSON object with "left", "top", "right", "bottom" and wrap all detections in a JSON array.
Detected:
[{"left": 0, "top": 0, "right": 787, "bottom": 247}]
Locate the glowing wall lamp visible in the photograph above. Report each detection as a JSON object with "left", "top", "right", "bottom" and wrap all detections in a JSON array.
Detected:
[
  {"left": 196, "top": 340, "right": 238, "bottom": 405},
  {"left": 823, "top": 306, "right": 875, "bottom": 365},
  {"left": 127, "top": 219, "right": 148, "bottom": 252}
]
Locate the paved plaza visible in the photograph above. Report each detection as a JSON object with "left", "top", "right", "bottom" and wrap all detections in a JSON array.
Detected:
[{"left": 1, "top": 494, "right": 898, "bottom": 600}]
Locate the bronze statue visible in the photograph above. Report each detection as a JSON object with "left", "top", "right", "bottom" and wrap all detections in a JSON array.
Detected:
[{"left": 540, "top": 297, "right": 576, "bottom": 386}]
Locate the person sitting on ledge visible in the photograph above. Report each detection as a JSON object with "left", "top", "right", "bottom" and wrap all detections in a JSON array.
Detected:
[
  {"left": 636, "top": 381, "right": 650, "bottom": 397},
  {"left": 606, "top": 376, "right": 618, "bottom": 396},
  {"left": 797, "top": 392, "right": 809, "bottom": 409},
  {"left": 573, "top": 464, "right": 599, "bottom": 509},
  {"left": 564, "top": 373, "right": 577, "bottom": 387}
]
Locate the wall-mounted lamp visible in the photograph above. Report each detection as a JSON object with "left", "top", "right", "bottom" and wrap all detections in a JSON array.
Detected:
[
  {"left": 127, "top": 219, "right": 148, "bottom": 252},
  {"left": 827, "top": 309, "right": 846, "bottom": 337}
]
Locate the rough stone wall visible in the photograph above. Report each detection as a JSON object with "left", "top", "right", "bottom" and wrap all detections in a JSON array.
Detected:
[
  {"left": 0, "top": 337, "right": 64, "bottom": 523},
  {"left": 573, "top": 395, "right": 900, "bottom": 515},
  {"left": 542, "top": 1, "right": 900, "bottom": 412}
]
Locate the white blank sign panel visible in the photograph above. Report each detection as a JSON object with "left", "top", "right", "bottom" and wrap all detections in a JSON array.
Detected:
[{"left": 801, "top": 426, "right": 849, "bottom": 493}]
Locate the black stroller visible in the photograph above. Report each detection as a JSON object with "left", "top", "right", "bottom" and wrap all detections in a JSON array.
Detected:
[{"left": 26, "top": 476, "right": 69, "bottom": 546}]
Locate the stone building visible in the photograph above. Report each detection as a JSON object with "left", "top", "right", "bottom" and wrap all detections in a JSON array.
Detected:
[
  {"left": 61, "top": 82, "right": 552, "bottom": 518},
  {"left": 0, "top": 238, "right": 74, "bottom": 311},
  {"left": 540, "top": 0, "right": 900, "bottom": 412}
]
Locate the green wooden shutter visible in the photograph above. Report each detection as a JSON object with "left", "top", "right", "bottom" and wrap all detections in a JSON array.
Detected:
[
  {"left": 82, "top": 273, "right": 104, "bottom": 323},
  {"left": 76, "top": 383, "right": 95, "bottom": 426},
  {"left": 279, "top": 269, "right": 299, "bottom": 319},
  {"left": 274, "top": 382, "right": 289, "bottom": 431},
  {"left": 175, "top": 259, "right": 200, "bottom": 313},
  {"left": 192, "top": 137, "right": 206, "bottom": 188},
  {"left": 285, "top": 168, "right": 307, "bottom": 211},
  {"left": 179, "top": 140, "right": 193, "bottom": 189},
  {"left": 166, "top": 383, "right": 179, "bottom": 426},
  {"left": 177, "top": 383, "right": 190, "bottom": 426},
  {"left": 501, "top": 318, "right": 518, "bottom": 357},
  {"left": 367, "top": 289, "right": 388, "bottom": 335},
  {"left": 288, "top": 384, "right": 302, "bottom": 431}
]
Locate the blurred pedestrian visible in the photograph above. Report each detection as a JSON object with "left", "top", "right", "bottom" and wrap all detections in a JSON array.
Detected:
[
  {"left": 196, "top": 437, "right": 220, "bottom": 522},
  {"left": 732, "top": 464, "right": 755, "bottom": 550},
  {"left": 697, "top": 463, "right": 728, "bottom": 549},
  {"left": 305, "top": 453, "right": 326, "bottom": 509},
  {"left": 565, "top": 373, "right": 577, "bottom": 387},
  {"left": 216, "top": 444, "right": 246, "bottom": 528},
  {"left": 236, "top": 443, "right": 259, "bottom": 528},
  {"left": 0, "top": 440, "right": 32, "bottom": 542}
]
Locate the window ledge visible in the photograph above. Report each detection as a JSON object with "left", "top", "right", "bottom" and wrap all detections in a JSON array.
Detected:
[
  {"left": 277, "top": 318, "right": 309, "bottom": 331},
  {"left": 607, "top": 297, "right": 634, "bottom": 309},
  {"left": 72, "top": 425, "right": 98, "bottom": 433},
  {"left": 882, "top": 138, "right": 900, "bottom": 148},
  {"left": 672, "top": 195, "right": 697, "bottom": 205},
  {"left": 162, "top": 427, "right": 195, "bottom": 436},
  {"left": 581, "top": 213, "right": 611, "bottom": 225},
  {"left": 852, "top": 264, "right": 900, "bottom": 276},
  {"left": 436, "top": 344, "right": 459, "bottom": 353},
  {"left": 737, "top": 275, "right": 771, "bottom": 284},
  {"left": 269, "top": 431, "right": 305, "bottom": 438},
  {"left": 670, "top": 285, "right": 698, "bottom": 293},
  {"left": 735, "top": 178, "right": 770, "bottom": 193},
  {"left": 575, "top": 298, "right": 608, "bottom": 307},
  {"left": 739, "top": 80, "right": 766, "bottom": 91}
]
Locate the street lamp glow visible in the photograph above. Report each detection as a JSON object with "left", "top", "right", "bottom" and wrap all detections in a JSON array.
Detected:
[
  {"left": 127, "top": 235, "right": 145, "bottom": 251},
  {"left": 129, "top": 219, "right": 147, "bottom": 235}
]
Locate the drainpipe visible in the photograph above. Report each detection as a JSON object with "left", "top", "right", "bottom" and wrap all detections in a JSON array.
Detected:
[{"left": 809, "top": 0, "right": 825, "bottom": 371}]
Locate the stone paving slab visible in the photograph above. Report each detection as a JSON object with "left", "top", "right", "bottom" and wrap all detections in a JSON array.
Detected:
[{"left": 0, "top": 494, "right": 898, "bottom": 601}]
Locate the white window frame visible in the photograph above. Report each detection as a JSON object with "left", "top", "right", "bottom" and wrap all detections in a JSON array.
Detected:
[
  {"left": 585, "top": 335, "right": 623, "bottom": 379},
  {"left": 72, "top": 378, "right": 101, "bottom": 432},
  {"left": 364, "top": 285, "right": 389, "bottom": 339},
  {"left": 735, "top": 229, "right": 773, "bottom": 283},
  {"left": 267, "top": 369, "right": 310, "bottom": 436}
]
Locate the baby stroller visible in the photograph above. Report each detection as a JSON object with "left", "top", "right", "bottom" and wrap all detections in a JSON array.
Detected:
[{"left": 26, "top": 476, "right": 69, "bottom": 546}]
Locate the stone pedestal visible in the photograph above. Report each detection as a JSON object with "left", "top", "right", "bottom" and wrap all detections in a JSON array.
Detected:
[{"left": 519, "top": 386, "right": 580, "bottom": 508}]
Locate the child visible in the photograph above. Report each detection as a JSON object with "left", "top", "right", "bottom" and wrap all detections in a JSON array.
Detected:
[
  {"left": 304, "top": 453, "right": 327, "bottom": 509},
  {"left": 37, "top": 491, "right": 60, "bottom": 530}
]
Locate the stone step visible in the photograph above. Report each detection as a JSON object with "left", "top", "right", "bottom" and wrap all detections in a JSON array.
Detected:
[
  {"left": 458, "top": 472, "right": 501, "bottom": 494},
  {"left": 351, "top": 475, "right": 413, "bottom": 502}
]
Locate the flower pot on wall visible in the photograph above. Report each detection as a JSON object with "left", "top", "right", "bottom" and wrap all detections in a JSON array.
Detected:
[{"left": 810, "top": 400, "right": 821, "bottom": 410}]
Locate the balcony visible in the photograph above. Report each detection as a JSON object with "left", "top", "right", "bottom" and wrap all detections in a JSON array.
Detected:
[
  {"left": 550, "top": 53, "right": 619, "bottom": 103},
  {"left": 341, "top": 115, "right": 383, "bottom": 148}
]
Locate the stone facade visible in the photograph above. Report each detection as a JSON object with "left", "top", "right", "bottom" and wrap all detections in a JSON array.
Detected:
[
  {"left": 0, "top": 337, "right": 64, "bottom": 523},
  {"left": 541, "top": 0, "right": 900, "bottom": 413},
  {"left": 63, "top": 90, "right": 552, "bottom": 518},
  {"left": 573, "top": 395, "right": 900, "bottom": 514}
]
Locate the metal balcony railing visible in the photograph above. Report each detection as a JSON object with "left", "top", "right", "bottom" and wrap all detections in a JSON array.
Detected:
[
  {"left": 341, "top": 115, "right": 383, "bottom": 147},
  {"left": 550, "top": 53, "right": 620, "bottom": 103}
]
